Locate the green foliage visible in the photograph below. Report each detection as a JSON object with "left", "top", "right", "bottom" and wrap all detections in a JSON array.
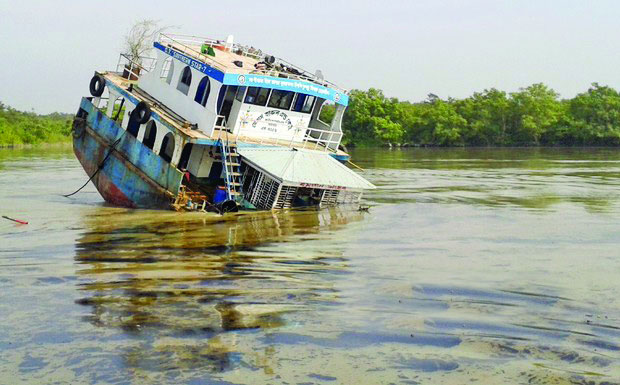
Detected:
[
  {"left": 343, "top": 83, "right": 620, "bottom": 147},
  {"left": 0, "top": 102, "right": 72, "bottom": 146},
  {"left": 341, "top": 88, "right": 405, "bottom": 146},
  {"left": 319, "top": 103, "right": 336, "bottom": 125}
]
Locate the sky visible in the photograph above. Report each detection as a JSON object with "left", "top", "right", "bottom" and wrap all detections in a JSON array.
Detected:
[{"left": 1, "top": 0, "right": 620, "bottom": 113}]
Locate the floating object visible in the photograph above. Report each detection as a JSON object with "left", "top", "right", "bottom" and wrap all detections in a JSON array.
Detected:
[
  {"left": 213, "top": 186, "right": 227, "bottom": 204},
  {"left": 2, "top": 216, "right": 28, "bottom": 225}
]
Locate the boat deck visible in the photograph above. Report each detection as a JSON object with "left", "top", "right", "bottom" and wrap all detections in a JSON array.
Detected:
[
  {"left": 157, "top": 34, "right": 346, "bottom": 93},
  {"left": 166, "top": 41, "right": 261, "bottom": 75}
]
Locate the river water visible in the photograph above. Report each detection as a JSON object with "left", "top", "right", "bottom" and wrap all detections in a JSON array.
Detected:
[{"left": 0, "top": 146, "right": 619, "bottom": 385}]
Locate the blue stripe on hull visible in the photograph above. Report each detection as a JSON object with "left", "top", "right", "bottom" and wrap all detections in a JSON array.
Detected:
[{"left": 74, "top": 98, "right": 183, "bottom": 209}]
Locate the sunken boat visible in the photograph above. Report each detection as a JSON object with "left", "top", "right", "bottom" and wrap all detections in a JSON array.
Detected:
[{"left": 71, "top": 33, "right": 375, "bottom": 212}]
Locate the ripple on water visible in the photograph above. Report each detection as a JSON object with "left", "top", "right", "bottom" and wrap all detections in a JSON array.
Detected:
[{"left": 2, "top": 147, "right": 620, "bottom": 384}]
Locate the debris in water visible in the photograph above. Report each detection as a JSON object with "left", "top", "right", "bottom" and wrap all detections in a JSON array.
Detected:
[{"left": 2, "top": 215, "right": 28, "bottom": 225}]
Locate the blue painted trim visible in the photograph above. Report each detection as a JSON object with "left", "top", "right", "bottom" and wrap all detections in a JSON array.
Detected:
[
  {"left": 190, "top": 137, "right": 219, "bottom": 146},
  {"left": 154, "top": 42, "right": 225, "bottom": 82},
  {"left": 330, "top": 153, "right": 350, "bottom": 162},
  {"left": 223, "top": 73, "right": 348, "bottom": 106},
  {"left": 154, "top": 41, "right": 348, "bottom": 106}
]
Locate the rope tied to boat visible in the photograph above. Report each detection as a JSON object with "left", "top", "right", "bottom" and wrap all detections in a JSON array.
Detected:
[{"left": 63, "top": 131, "right": 126, "bottom": 198}]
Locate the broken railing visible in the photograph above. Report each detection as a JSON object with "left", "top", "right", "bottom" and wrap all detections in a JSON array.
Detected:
[{"left": 115, "top": 54, "right": 157, "bottom": 81}]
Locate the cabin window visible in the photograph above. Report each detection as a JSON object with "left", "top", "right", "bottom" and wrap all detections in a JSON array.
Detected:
[
  {"left": 217, "top": 86, "right": 238, "bottom": 124},
  {"left": 161, "top": 58, "right": 173, "bottom": 82},
  {"left": 127, "top": 118, "right": 140, "bottom": 137},
  {"left": 194, "top": 76, "right": 211, "bottom": 106},
  {"left": 268, "top": 89, "right": 294, "bottom": 110},
  {"left": 159, "top": 132, "right": 175, "bottom": 163},
  {"left": 143, "top": 120, "right": 157, "bottom": 149},
  {"left": 217, "top": 86, "right": 238, "bottom": 117},
  {"left": 302, "top": 95, "right": 316, "bottom": 113},
  {"left": 235, "top": 86, "right": 247, "bottom": 102},
  {"left": 293, "top": 94, "right": 316, "bottom": 113},
  {"left": 177, "top": 66, "right": 192, "bottom": 95},
  {"left": 111, "top": 97, "right": 126, "bottom": 122},
  {"left": 244, "top": 87, "right": 270, "bottom": 106},
  {"left": 165, "top": 60, "right": 175, "bottom": 84},
  {"left": 178, "top": 143, "right": 193, "bottom": 170}
]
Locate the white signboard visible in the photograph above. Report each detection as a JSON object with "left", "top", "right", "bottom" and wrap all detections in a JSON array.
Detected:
[{"left": 234, "top": 106, "right": 310, "bottom": 142}]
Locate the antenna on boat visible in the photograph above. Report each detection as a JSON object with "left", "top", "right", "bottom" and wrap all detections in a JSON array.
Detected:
[{"left": 315, "top": 70, "right": 324, "bottom": 81}]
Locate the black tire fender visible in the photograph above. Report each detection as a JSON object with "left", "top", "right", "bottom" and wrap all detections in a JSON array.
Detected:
[
  {"left": 130, "top": 101, "right": 152, "bottom": 125},
  {"left": 89, "top": 74, "right": 106, "bottom": 97},
  {"left": 218, "top": 200, "right": 239, "bottom": 214}
]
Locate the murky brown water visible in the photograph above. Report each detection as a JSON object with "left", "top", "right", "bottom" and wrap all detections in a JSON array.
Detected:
[{"left": 1, "top": 146, "right": 619, "bottom": 384}]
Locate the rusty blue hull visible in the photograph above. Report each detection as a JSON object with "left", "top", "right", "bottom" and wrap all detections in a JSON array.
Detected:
[{"left": 73, "top": 98, "right": 183, "bottom": 209}]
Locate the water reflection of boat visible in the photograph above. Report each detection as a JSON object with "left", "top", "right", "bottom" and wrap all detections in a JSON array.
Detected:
[{"left": 73, "top": 207, "right": 364, "bottom": 373}]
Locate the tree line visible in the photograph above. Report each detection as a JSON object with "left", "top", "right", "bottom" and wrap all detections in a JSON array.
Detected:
[
  {"left": 321, "top": 83, "right": 620, "bottom": 147},
  {"left": 3, "top": 82, "right": 620, "bottom": 147},
  {"left": 0, "top": 102, "right": 72, "bottom": 146}
]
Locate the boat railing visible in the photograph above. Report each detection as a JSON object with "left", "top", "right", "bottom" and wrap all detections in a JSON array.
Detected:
[
  {"left": 215, "top": 115, "right": 228, "bottom": 130},
  {"left": 233, "top": 122, "right": 342, "bottom": 153},
  {"left": 158, "top": 33, "right": 347, "bottom": 94},
  {"left": 115, "top": 54, "right": 157, "bottom": 81},
  {"left": 159, "top": 33, "right": 231, "bottom": 73}
]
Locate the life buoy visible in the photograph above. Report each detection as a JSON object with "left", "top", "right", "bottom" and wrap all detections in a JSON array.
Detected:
[
  {"left": 130, "top": 101, "right": 151, "bottom": 124},
  {"left": 89, "top": 74, "right": 105, "bottom": 97}
]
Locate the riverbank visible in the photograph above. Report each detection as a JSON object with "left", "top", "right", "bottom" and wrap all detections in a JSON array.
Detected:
[{"left": 0, "top": 102, "right": 72, "bottom": 147}]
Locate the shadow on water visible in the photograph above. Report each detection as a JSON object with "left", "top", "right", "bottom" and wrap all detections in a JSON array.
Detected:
[{"left": 73, "top": 207, "right": 365, "bottom": 374}]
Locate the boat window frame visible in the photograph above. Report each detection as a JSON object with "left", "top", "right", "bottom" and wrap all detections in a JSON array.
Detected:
[
  {"left": 159, "top": 132, "right": 175, "bottom": 163},
  {"left": 143, "top": 120, "right": 157, "bottom": 150},
  {"left": 194, "top": 76, "right": 211, "bottom": 107},
  {"left": 177, "top": 66, "right": 192, "bottom": 95},
  {"left": 292, "top": 93, "right": 316, "bottom": 114},
  {"left": 235, "top": 86, "right": 247, "bottom": 102},
  {"left": 161, "top": 57, "right": 173, "bottom": 83},
  {"left": 244, "top": 87, "right": 271, "bottom": 107},
  {"left": 267, "top": 89, "right": 295, "bottom": 110}
]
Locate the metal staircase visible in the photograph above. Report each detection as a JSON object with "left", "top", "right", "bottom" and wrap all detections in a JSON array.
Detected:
[{"left": 218, "top": 137, "right": 243, "bottom": 203}]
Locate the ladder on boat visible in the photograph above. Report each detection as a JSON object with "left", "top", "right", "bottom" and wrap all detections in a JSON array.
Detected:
[{"left": 218, "top": 137, "right": 243, "bottom": 203}]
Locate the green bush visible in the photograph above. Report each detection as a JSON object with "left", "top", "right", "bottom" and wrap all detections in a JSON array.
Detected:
[{"left": 0, "top": 102, "right": 72, "bottom": 146}]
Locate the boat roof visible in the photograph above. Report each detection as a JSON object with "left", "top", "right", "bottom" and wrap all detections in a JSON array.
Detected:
[
  {"left": 237, "top": 146, "right": 375, "bottom": 191},
  {"left": 156, "top": 34, "right": 349, "bottom": 106}
]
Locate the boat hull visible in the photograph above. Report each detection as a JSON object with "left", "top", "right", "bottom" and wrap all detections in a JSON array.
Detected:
[{"left": 72, "top": 98, "right": 183, "bottom": 209}]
